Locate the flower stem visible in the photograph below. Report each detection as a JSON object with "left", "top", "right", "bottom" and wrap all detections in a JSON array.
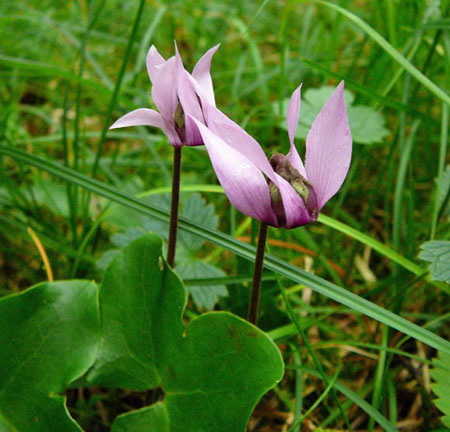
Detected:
[
  {"left": 167, "top": 146, "right": 182, "bottom": 267},
  {"left": 247, "top": 222, "right": 268, "bottom": 325}
]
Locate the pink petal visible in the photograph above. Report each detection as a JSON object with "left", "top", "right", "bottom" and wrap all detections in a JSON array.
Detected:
[
  {"left": 151, "top": 57, "right": 178, "bottom": 121},
  {"left": 276, "top": 175, "right": 312, "bottom": 228},
  {"left": 287, "top": 85, "right": 301, "bottom": 145},
  {"left": 109, "top": 108, "right": 182, "bottom": 147},
  {"left": 109, "top": 108, "right": 165, "bottom": 129},
  {"left": 146, "top": 46, "right": 166, "bottom": 83},
  {"left": 286, "top": 145, "right": 307, "bottom": 179},
  {"left": 183, "top": 114, "right": 204, "bottom": 146},
  {"left": 175, "top": 47, "right": 204, "bottom": 121},
  {"left": 194, "top": 121, "right": 278, "bottom": 226},
  {"left": 204, "top": 105, "right": 279, "bottom": 184},
  {"left": 160, "top": 124, "right": 183, "bottom": 147},
  {"left": 304, "top": 82, "right": 352, "bottom": 210},
  {"left": 174, "top": 48, "right": 206, "bottom": 146},
  {"left": 192, "top": 44, "right": 220, "bottom": 107},
  {"left": 286, "top": 85, "right": 307, "bottom": 178}
]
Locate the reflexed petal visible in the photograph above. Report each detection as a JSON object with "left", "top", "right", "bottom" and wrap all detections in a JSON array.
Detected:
[
  {"left": 304, "top": 81, "right": 352, "bottom": 210},
  {"left": 287, "top": 85, "right": 301, "bottom": 145},
  {"left": 276, "top": 175, "right": 312, "bottom": 228},
  {"left": 109, "top": 108, "right": 182, "bottom": 147},
  {"left": 194, "top": 120, "right": 277, "bottom": 225},
  {"left": 146, "top": 45, "right": 166, "bottom": 83},
  {"left": 183, "top": 114, "right": 204, "bottom": 146},
  {"left": 204, "top": 105, "right": 279, "bottom": 184},
  {"left": 286, "top": 85, "right": 307, "bottom": 178},
  {"left": 175, "top": 54, "right": 204, "bottom": 146},
  {"left": 192, "top": 44, "right": 220, "bottom": 107},
  {"left": 161, "top": 123, "right": 184, "bottom": 147},
  {"left": 151, "top": 57, "right": 178, "bottom": 121},
  {"left": 109, "top": 108, "right": 165, "bottom": 129},
  {"left": 286, "top": 144, "right": 307, "bottom": 179},
  {"left": 175, "top": 47, "right": 204, "bottom": 121}
]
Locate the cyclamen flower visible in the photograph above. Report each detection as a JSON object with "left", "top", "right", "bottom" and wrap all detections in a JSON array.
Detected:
[
  {"left": 193, "top": 82, "right": 352, "bottom": 228},
  {"left": 110, "top": 44, "right": 219, "bottom": 147}
]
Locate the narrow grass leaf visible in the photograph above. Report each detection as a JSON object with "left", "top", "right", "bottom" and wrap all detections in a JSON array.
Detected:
[{"left": 292, "top": 366, "right": 398, "bottom": 432}]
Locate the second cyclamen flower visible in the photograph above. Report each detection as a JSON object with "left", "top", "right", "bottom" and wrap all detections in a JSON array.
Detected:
[
  {"left": 110, "top": 44, "right": 219, "bottom": 147},
  {"left": 193, "top": 82, "right": 352, "bottom": 228}
]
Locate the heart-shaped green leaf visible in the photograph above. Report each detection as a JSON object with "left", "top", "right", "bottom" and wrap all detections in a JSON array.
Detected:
[
  {"left": 88, "top": 233, "right": 284, "bottom": 431},
  {"left": 111, "top": 403, "right": 169, "bottom": 432},
  {"left": 0, "top": 280, "right": 100, "bottom": 432}
]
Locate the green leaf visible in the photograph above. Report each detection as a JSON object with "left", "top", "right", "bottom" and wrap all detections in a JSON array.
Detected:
[
  {"left": 419, "top": 241, "right": 450, "bottom": 283},
  {"left": 0, "top": 280, "right": 100, "bottom": 432},
  {"left": 139, "top": 193, "right": 219, "bottom": 253},
  {"left": 176, "top": 260, "right": 228, "bottom": 310},
  {"left": 29, "top": 179, "right": 70, "bottom": 217},
  {"left": 88, "top": 233, "right": 284, "bottom": 431},
  {"left": 177, "top": 193, "right": 219, "bottom": 252},
  {"left": 347, "top": 105, "right": 389, "bottom": 144},
  {"left": 431, "top": 351, "right": 450, "bottom": 427},
  {"left": 112, "top": 404, "right": 170, "bottom": 432},
  {"left": 274, "top": 86, "right": 389, "bottom": 145},
  {"left": 99, "top": 193, "right": 228, "bottom": 309},
  {"left": 105, "top": 193, "right": 218, "bottom": 253},
  {"left": 111, "top": 226, "right": 148, "bottom": 248}
]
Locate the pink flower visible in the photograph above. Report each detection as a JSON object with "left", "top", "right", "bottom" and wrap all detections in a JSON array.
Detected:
[
  {"left": 110, "top": 44, "right": 219, "bottom": 147},
  {"left": 193, "top": 82, "right": 352, "bottom": 228}
]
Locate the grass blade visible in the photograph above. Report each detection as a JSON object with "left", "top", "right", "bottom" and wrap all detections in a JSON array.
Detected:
[
  {"left": 291, "top": 366, "right": 398, "bottom": 432},
  {"left": 318, "top": 214, "right": 425, "bottom": 276},
  {"left": 320, "top": 1, "right": 450, "bottom": 106}
]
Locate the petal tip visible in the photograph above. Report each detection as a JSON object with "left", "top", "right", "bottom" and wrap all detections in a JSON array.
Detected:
[
  {"left": 109, "top": 120, "right": 121, "bottom": 130},
  {"left": 210, "top": 43, "right": 221, "bottom": 53},
  {"left": 336, "top": 81, "right": 345, "bottom": 94},
  {"left": 293, "top": 83, "right": 303, "bottom": 96},
  {"left": 286, "top": 83, "right": 303, "bottom": 145}
]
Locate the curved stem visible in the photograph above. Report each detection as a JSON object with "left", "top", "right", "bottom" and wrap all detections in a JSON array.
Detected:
[
  {"left": 247, "top": 222, "right": 268, "bottom": 325},
  {"left": 167, "top": 146, "right": 182, "bottom": 267}
]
